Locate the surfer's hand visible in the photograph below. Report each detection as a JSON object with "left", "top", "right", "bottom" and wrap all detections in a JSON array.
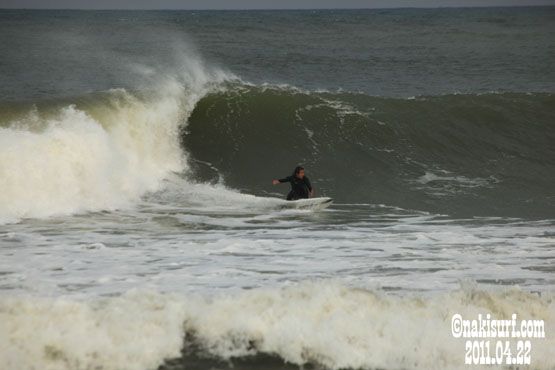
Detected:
[
  {"left": 272, "top": 180, "right": 279, "bottom": 184},
  {"left": 311, "top": 189, "right": 314, "bottom": 197}
]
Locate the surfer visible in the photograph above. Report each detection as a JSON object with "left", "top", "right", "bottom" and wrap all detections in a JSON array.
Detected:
[{"left": 272, "top": 166, "right": 314, "bottom": 201}]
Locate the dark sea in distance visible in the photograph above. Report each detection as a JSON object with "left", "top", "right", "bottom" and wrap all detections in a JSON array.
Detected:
[{"left": 0, "top": 7, "right": 554, "bottom": 370}]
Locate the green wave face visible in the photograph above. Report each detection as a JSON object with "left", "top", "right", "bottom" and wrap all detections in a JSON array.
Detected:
[{"left": 184, "top": 85, "right": 555, "bottom": 218}]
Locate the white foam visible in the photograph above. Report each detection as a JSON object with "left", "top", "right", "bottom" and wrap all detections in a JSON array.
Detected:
[
  {"left": 416, "top": 171, "right": 494, "bottom": 188},
  {"left": 147, "top": 175, "right": 308, "bottom": 213},
  {"left": 0, "top": 290, "right": 188, "bottom": 370},
  {"left": 0, "top": 60, "right": 235, "bottom": 224},
  {"left": 1, "top": 282, "right": 553, "bottom": 370},
  {"left": 0, "top": 92, "right": 183, "bottom": 223}
]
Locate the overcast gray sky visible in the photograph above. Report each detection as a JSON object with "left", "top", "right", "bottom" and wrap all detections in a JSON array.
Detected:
[{"left": 1, "top": 0, "right": 554, "bottom": 9}]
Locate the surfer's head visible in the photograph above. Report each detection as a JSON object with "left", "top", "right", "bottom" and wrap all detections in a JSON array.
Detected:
[{"left": 293, "top": 166, "right": 305, "bottom": 179}]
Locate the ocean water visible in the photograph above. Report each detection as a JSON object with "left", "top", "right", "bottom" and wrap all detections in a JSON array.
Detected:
[{"left": 1, "top": 7, "right": 555, "bottom": 370}]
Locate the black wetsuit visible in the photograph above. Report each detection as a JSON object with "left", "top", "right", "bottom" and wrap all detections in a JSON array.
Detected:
[{"left": 278, "top": 176, "right": 313, "bottom": 200}]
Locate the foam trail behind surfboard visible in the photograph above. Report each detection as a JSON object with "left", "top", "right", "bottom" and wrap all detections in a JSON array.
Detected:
[{"left": 278, "top": 197, "right": 333, "bottom": 211}]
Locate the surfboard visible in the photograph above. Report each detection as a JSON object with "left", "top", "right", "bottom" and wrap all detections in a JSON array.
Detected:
[{"left": 278, "top": 197, "right": 333, "bottom": 211}]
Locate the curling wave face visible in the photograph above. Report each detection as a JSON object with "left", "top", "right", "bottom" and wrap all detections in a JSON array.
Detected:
[{"left": 184, "top": 85, "right": 555, "bottom": 218}]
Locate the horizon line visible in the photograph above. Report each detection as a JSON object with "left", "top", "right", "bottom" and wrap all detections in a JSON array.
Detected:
[{"left": 1, "top": 4, "right": 554, "bottom": 11}]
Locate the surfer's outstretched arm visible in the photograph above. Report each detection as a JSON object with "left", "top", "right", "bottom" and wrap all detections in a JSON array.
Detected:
[{"left": 272, "top": 176, "right": 292, "bottom": 185}]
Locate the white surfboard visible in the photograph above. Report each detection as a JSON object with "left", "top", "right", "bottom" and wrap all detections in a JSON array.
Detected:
[{"left": 278, "top": 197, "right": 333, "bottom": 211}]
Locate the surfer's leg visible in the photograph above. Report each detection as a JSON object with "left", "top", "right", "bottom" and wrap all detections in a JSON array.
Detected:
[{"left": 286, "top": 191, "right": 296, "bottom": 201}]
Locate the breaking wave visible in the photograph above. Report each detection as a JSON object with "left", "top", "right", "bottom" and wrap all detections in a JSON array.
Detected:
[
  {"left": 0, "top": 61, "right": 233, "bottom": 224},
  {"left": 1, "top": 77, "right": 554, "bottom": 222},
  {"left": 184, "top": 86, "right": 555, "bottom": 218},
  {"left": 1, "top": 282, "right": 553, "bottom": 370}
]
